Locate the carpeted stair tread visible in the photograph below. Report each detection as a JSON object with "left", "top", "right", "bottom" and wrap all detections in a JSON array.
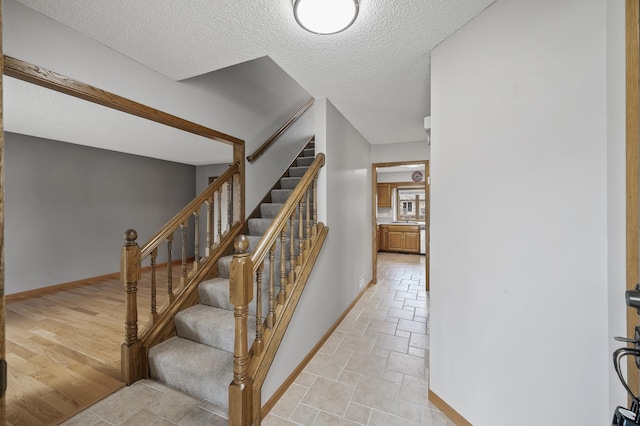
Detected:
[
  {"left": 199, "top": 277, "right": 273, "bottom": 316},
  {"left": 249, "top": 218, "right": 302, "bottom": 237},
  {"left": 261, "top": 203, "right": 284, "bottom": 218},
  {"left": 271, "top": 189, "right": 294, "bottom": 204},
  {"left": 280, "top": 177, "right": 302, "bottom": 189},
  {"left": 296, "top": 156, "right": 314, "bottom": 167},
  {"left": 148, "top": 336, "right": 232, "bottom": 408},
  {"left": 303, "top": 148, "right": 315, "bottom": 157},
  {"left": 175, "top": 304, "right": 256, "bottom": 352},
  {"left": 288, "top": 167, "right": 309, "bottom": 177}
]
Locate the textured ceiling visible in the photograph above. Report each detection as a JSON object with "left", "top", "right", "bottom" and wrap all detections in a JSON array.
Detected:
[{"left": 13, "top": 0, "right": 496, "bottom": 146}]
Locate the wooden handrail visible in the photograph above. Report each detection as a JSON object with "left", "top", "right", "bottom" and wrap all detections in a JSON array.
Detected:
[
  {"left": 3, "top": 55, "right": 244, "bottom": 146},
  {"left": 140, "top": 163, "right": 239, "bottom": 259},
  {"left": 250, "top": 153, "right": 324, "bottom": 268},
  {"left": 246, "top": 98, "right": 315, "bottom": 163}
]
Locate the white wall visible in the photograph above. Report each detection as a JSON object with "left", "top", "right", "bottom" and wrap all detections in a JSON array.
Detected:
[
  {"left": 430, "top": 0, "right": 609, "bottom": 424},
  {"left": 371, "top": 140, "right": 429, "bottom": 164},
  {"left": 377, "top": 171, "right": 420, "bottom": 183},
  {"left": 606, "top": 0, "right": 627, "bottom": 413},
  {"left": 262, "top": 98, "right": 373, "bottom": 403}
]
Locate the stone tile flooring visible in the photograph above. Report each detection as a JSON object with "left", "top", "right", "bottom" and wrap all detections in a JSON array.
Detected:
[{"left": 62, "top": 252, "right": 451, "bottom": 425}]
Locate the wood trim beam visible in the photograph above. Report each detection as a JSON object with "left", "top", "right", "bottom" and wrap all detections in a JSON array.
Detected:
[
  {"left": 627, "top": 0, "right": 640, "bottom": 397},
  {"left": 428, "top": 390, "right": 472, "bottom": 426},
  {"left": 3, "top": 55, "right": 244, "bottom": 146}
]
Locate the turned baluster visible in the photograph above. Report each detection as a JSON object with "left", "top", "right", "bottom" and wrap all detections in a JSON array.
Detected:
[
  {"left": 254, "top": 264, "right": 264, "bottom": 355},
  {"left": 298, "top": 200, "right": 304, "bottom": 262},
  {"left": 217, "top": 189, "right": 222, "bottom": 243},
  {"left": 121, "top": 229, "right": 141, "bottom": 385},
  {"left": 167, "top": 234, "right": 174, "bottom": 303},
  {"left": 312, "top": 175, "right": 318, "bottom": 240},
  {"left": 305, "top": 186, "right": 312, "bottom": 253},
  {"left": 150, "top": 248, "right": 158, "bottom": 323},
  {"left": 206, "top": 198, "right": 213, "bottom": 255},
  {"left": 233, "top": 172, "right": 241, "bottom": 224},
  {"left": 278, "top": 229, "right": 286, "bottom": 304},
  {"left": 228, "top": 235, "right": 253, "bottom": 426},
  {"left": 227, "top": 179, "right": 233, "bottom": 231},
  {"left": 193, "top": 211, "right": 200, "bottom": 271},
  {"left": 180, "top": 221, "right": 188, "bottom": 286},
  {"left": 288, "top": 213, "right": 296, "bottom": 285},
  {"left": 266, "top": 244, "right": 276, "bottom": 329}
]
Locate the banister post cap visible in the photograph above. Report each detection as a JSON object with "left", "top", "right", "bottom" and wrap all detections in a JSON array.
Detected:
[
  {"left": 124, "top": 229, "right": 138, "bottom": 243},
  {"left": 234, "top": 235, "right": 250, "bottom": 253}
]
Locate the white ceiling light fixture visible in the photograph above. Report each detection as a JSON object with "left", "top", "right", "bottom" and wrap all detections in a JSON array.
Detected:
[{"left": 293, "top": 0, "right": 359, "bottom": 35}]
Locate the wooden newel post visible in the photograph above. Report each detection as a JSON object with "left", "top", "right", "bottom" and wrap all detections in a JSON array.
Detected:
[
  {"left": 121, "top": 229, "right": 142, "bottom": 385},
  {"left": 229, "top": 235, "right": 254, "bottom": 426}
]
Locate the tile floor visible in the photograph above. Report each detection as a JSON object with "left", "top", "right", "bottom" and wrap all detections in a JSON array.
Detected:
[{"left": 62, "top": 252, "right": 451, "bottom": 425}]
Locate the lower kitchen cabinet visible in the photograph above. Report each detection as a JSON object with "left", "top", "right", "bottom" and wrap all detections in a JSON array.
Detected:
[{"left": 378, "top": 224, "right": 420, "bottom": 254}]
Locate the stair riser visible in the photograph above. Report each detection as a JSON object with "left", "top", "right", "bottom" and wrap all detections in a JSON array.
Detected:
[
  {"left": 175, "top": 305, "right": 256, "bottom": 352},
  {"left": 296, "top": 157, "right": 314, "bottom": 167},
  {"left": 199, "top": 279, "right": 275, "bottom": 317},
  {"left": 249, "top": 218, "right": 306, "bottom": 237},
  {"left": 280, "top": 177, "right": 302, "bottom": 189},
  {"left": 148, "top": 337, "right": 232, "bottom": 409},
  {"left": 288, "top": 167, "right": 309, "bottom": 177},
  {"left": 218, "top": 250, "right": 299, "bottom": 280}
]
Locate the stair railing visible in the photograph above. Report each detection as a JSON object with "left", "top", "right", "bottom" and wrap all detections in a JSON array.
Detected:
[
  {"left": 246, "top": 98, "right": 315, "bottom": 163},
  {"left": 120, "top": 162, "right": 243, "bottom": 384},
  {"left": 229, "top": 153, "right": 328, "bottom": 425}
]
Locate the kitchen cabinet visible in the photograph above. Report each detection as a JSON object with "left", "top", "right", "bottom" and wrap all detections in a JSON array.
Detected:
[
  {"left": 378, "top": 224, "right": 420, "bottom": 254},
  {"left": 377, "top": 184, "right": 391, "bottom": 207}
]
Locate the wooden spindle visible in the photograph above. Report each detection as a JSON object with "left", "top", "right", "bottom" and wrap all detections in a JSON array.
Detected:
[
  {"left": 217, "top": 189, "right": 222, "bottom": 243},
  {"left": 206, "top": 198, "right": 213, "bottom": 255},
  {"left": 150, "top": 248, "right": 158, "bottom": 323},
  {"left": 298, "top": 200, "right": 304, "bottom": 263},
  {"left": 266, "top": 244, "right": 276, "bottom": 329},
  {"left": 167, "top": 234, "right": 174, "bottom": 303},
  {"left": 233, "top": 172, "right": 241, "bottom": 224},
  {"left": 180, "top": 221, "right": 188, "bottom": 286},
  {"left": 278, "top": 229, "right": 286, "bottom": 304},
  {"left": 193, "top": 211, "right": 200, "bottom": 271},
  {"left": 312, "top": 175, "right": 318, "bottom": 240},
  {"left": 227, "top": 179, "right": 233, "bottom": 231},
  {"left": 305, "top": 187, "right": 312, "bottom": 253},
  {"left": 288, "top": 214, "right": 296, "bottom": 285},
  {"left": 228, "top": 235, "right": 253, "bottom": 426},
  {"left": 121, "top": 229, "right": 141, "bottom": 385},
  {"left": 254, "top": 264, "right": 264, "bottom": 355}
]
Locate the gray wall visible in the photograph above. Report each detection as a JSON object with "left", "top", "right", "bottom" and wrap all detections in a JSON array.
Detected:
[{"left": 5, "top": 132, "right": 196, "bottom": 295}]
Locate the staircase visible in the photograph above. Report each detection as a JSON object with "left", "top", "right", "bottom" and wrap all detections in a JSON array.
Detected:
[{"left": 147, "top": 140, "right": 317, "bottom": 415}]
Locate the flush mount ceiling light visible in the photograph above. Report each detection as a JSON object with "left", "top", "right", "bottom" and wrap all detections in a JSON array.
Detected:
[{"left": 293, "top": 0, "right": 359, "bottom": 35}]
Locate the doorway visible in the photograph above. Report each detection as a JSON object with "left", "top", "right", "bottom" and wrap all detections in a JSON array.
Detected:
[{"left": 372, "top": 160, "right": 429, "bottom": 290}]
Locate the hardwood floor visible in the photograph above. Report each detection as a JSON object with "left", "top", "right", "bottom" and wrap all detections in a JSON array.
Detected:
[{"left": 5, "top": 266, "right": 178, "bottom": 426}]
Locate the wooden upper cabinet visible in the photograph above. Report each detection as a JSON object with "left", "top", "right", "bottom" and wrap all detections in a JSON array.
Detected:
[{"left": 377, "top": 184, "right": 391, "bottom": 207}]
